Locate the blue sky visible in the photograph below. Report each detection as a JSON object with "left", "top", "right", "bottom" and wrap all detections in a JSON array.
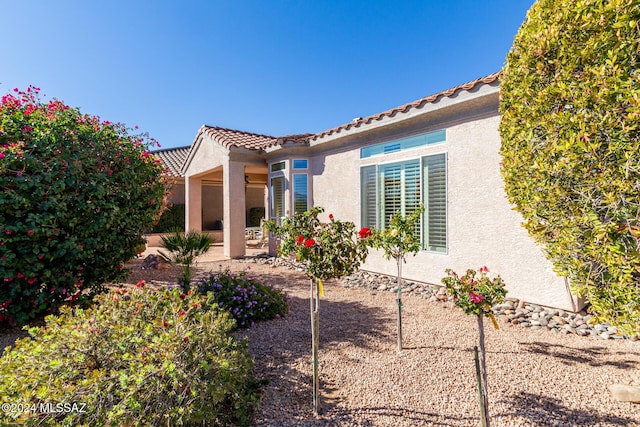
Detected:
[{"left": 1, "top": 1, "right": 535, "bottom": 149}]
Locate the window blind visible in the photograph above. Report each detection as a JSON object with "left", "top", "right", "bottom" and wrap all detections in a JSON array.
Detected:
[
  {"left": 361, "top": 166, "right": 377, "bottom": 228},
  {"left": 424, "top": 154, "right": 447, "bottom": 252},
  {"left": 270, "top": 176, "right": 285, "bottom": 218},
  {"left": 293, "top": 174, "right": 308, "bottom": 214}
]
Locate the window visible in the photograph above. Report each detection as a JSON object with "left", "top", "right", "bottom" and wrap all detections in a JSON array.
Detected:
[
  {"left": 361, "top": 153, "right": 447, "bottom": 252},
  {"left": 360, "top": 129, "right": 446, "bottom": 159},
  {"left": 270, "top": 161, "right": 285, "bottom": 172},
  {"left": 423, "top": 154, "right": 447, "bottom": 252},
  {"left": 292, "top": 159, "right": 308, "bottom": 170},
  {"left": 292, "top": 174, "right": 308, "bottom": 214},
  {"left": 270, "top": 176, "right": 285, "bottom": 218}
]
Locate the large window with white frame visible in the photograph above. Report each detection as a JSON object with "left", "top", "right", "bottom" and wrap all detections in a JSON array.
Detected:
[{"left": 361, "top": 153, "right": 447, "bottom": 253}]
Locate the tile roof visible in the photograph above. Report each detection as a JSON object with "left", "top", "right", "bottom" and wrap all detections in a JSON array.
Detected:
[
  {"left": 308, "top": 71, "right": 501, "bottom": 142},
  {"left": 200, "top": 126, "right": 279, "bottom": 150},
  {"left": 168, "top": 72, "right": 501, "bottom": 176},
  {"left": 153, "top": 146, "right": 190, "bottom": 177}
]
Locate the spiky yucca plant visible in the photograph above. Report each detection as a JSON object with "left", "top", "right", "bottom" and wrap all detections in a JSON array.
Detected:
[{"left": 158, "top": 231, "right": 214, "bottom": 288}]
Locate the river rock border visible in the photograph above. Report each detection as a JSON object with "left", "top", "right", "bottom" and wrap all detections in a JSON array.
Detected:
[{"left": 238, "top": 255, "right": 636, "bottom": 341}]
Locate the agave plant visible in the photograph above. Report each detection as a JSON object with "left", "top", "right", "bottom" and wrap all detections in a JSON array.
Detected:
[{"left": 158, "top": 230, "right": 214, "bottom": 288}]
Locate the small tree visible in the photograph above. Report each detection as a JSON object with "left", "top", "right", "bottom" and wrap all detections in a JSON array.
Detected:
[
  {"left": 500, "top": 0, "right": 640, "bottom": 336},
  {"left": 369, "top": 205, "right": 424, "bottom": 351},
  {"left": 0, "top": 87, "right": 167, "bottom": 325},
  {"left": 158, "top": 230, "right": 214, "bottom": 288},
  {"left": 266, "top": 207, "right": 369, "bottom": 414},
  {"left": 442, "top": 267, "right": 507, "bottom": 427}
]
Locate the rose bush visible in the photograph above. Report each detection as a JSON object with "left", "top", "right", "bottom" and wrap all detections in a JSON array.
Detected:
[
  {"left": 442, "top": 267, "right": 507, "bottom": 317},
  {"left": 265, "top": 206, "right": 369, "bottom": 413},
  {"left": 266, "top": 206, "right": 369, "bottom": 281},
  {"left": 0, "top": 87, "right": 168, "bottom": 325}
]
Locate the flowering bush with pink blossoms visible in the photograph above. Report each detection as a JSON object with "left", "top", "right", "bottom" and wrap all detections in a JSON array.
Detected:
[
  {"left": 442, "top": 267, "right": 507, "bottom": 316},
  {"left": 0, "top": 87, "right": 168, "bottom": 325}
]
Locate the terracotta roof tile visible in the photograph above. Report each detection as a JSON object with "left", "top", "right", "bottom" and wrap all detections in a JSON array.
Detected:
[
  {"left": 182, "top": 72, "right": 501, "bottom": 171},
  {"left": 201, "top": 126, "right": 279, "bottom": 150},
  {"left": 309, "top": 71, "right": 501, "bottom": 141},
  {"left": 153, "top": 146, "right": 190, "bottom": 177}
]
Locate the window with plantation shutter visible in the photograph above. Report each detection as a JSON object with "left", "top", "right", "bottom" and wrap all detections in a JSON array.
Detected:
[
  {"left": 424, "top": 154, "right": 447, "bottom": 252},
  {"left": 293, "top": 174, "right": 308, "bottom": 214},
  {"left": 360, "top": 152, "right": 447, "bottom": 253},
  {"left": 379, "top": 160, "right": 421, "bottom": 228},
  {"left": 270, "top": 176, "right": 285, "bottom": 218},
  {"left": 361, "top": 166, "right": 377, "bottom": 228}
]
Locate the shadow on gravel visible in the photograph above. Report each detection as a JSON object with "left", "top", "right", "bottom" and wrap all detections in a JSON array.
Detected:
[
  {"left": 521, "top": 341, "right": 640, "bottom": 369},
  {"left": 495, "top": 392, "right": 638, "bottom": 426},
  {"left": 330, "top": 407, "right": 477, "bottom": 426},
  {"left": 244, "top": 289, "right": 393, "bottom": 425}
]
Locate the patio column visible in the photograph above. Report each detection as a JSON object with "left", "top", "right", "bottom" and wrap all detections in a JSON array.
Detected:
[
  {"left": 223, "top": 160, "right": 246, "bottom": 258},
  {"left": 185, "top": 176, "right": 202, "bottom": 232}
]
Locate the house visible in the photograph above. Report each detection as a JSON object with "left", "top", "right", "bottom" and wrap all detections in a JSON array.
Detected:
[{"left": 172, "top": 72, "right": 580, "bottom": 312}]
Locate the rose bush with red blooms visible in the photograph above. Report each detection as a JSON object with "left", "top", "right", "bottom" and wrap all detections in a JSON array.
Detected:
[
  {"left": 441, "top": 267, "right": 508, "bottom": 316},
  {"left": 358, "top": 227, "right": 372, "bottom": 239},
  {"left": 265, "top": 207, "right": 369, "bottom": 281},
  {"left": 0, "top": 87, "right": 168, "bottom": 325}
]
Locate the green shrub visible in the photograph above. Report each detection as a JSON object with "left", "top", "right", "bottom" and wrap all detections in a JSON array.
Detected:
[
  {"left": 0, "top": 285, "right": 259, "bottom": 426},
  {"left": 158, "top": 230, "right": 214, "bottom": 288},
  {"left": 151, "top": 204, "right": 185, "bottom": 233},
  {"left": 0, "top": 87, "right": 167, "bottom": 326},
  {"left": 193, "top": 267, "right": 288, "bottom": 328},
  {"left": 248, "top": 207, "right": 265, "bottom": 227},
  {"left": 499, "top": 0, "right": 640, "bottom": 336}
]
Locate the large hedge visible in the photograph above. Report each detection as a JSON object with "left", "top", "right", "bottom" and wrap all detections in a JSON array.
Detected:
[
  {"left": 499, "top": 0, "right": 640, "bottom": 336},
  {"left": 0, "top": 87, "right": 167, "bottom": 325}
]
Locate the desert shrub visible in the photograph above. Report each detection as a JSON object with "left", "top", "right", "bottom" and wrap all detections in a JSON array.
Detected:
[
  {"left": 150, "top": 203, "right": 185, "bottom": 233},
  {"left": 193, "top": 267, "right": 288, "bottom": 328},
  {"left": 158, "top": 230, "right": 214, "bottom": 288},
  {"left": 0, "top": 87, "right": 167, "bottom": 326},
  {"left": 499, "top": 0, "right": 640, "bottom": 336},
  {"left": 0, "top": 285, "right": 259, "bottom": 426}
]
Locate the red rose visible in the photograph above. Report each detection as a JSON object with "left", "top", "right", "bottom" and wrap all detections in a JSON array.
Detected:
[
  {"left": 359, "top": 227, "right": 372, "bottom": 238},
  {"left": 296, "top": 235, "right": 305, "bottom": 245},
  {"left": 135, "top": 280, "right": 146, "bottom": 288},
  {"left": 329, "top": 214, "right": 334, "bottom": 220},
  {"left": 304, "top": 238, "right": 315, "bottom": 248}
]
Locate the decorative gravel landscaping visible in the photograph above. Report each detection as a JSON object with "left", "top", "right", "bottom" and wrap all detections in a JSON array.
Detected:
[
  {"left": 2, "top": 258, "right": 639, "bottom": 426},
  {"left": 234, "top": 258, "right": 640, "bottom": 426}
]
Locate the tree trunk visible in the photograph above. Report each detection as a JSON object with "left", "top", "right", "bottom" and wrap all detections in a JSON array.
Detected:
[
  {"left": 396, "top": 256, "right": 403, "bottom": 351},
  {"left": 310, "top": 277, "right": 320, "bottom": 414},
  {"left": 476, "top": 314, "right": 490, "bottom": 426},
  {"left": 474, "top": 346, "right": 488, "bottom": 427}
]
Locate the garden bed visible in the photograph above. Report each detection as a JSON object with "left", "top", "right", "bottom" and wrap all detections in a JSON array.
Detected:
[{"left": 2, "top": 260, "right": 639, "bottom": 426}]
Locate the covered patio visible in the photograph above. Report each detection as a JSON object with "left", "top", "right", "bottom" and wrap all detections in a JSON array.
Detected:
[{"left": 181, "top": 125, "right": 275, "bottom": 258}]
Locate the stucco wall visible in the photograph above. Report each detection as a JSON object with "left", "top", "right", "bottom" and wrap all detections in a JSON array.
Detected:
[{"left": 308, "top": 110, "right": 578, "bottom": 311}]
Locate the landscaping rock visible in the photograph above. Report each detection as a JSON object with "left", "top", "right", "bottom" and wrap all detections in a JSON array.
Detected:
[
  {"left": 610, "top": 384, "right": 640, "bottom": 403},
  {"left": 140, "top": 254, "right": 170, "bottom": 270}
]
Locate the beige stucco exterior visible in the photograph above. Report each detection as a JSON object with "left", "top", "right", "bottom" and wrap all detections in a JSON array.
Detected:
[{"left": 181, "top": 76, "right": 581, "bottom": 312}]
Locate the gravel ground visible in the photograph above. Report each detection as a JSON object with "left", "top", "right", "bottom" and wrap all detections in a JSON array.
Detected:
[
  {"left": 220, "top": 260, "right": 640, "bottom": 427},
  {"left": 2, "top": 259, "right": 639, "bottom": 426}
]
